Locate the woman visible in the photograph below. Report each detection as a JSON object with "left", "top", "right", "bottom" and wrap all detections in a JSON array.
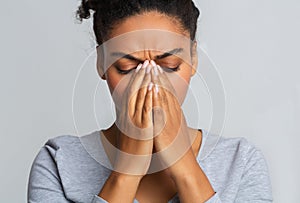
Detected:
[{"left": 27, "top": 0, "right": 273, "bottom": 202}]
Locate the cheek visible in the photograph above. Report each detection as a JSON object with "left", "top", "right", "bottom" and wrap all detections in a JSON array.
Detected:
[
  {"left": 105, "top": 68, "right": 124, "bottom": 93},
  {"left": 106, "top": 74, "right": 119, "bottom": 94},
  {"left": 106, "top": 70, "right": 131, "bottom": 108}
]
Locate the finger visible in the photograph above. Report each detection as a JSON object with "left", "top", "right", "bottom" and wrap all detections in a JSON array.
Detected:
[
  {"left": 116, "top": 61, "right": 143, "bottom": 130},
  {"left": 150, "top": 65, "right": 166, "bottom": 131},
  {"left": 134, "top": 65, "right": 152, "bottom": 122},
  {"left": 150, "top": 61, "right": 168, "bottom": 107},
  {"left": 152, "top": 78, "right": 164, "bottom": 108},
  {"left": 126, "top": 63, "right": 142, "bottom": 92},
  {"left": 128, "top": 60, "right": 149, "bottom": 95},
  {"left": 150, "top": 61, "right": 160, "bottom": 87},
  {"left": 155, "top": 64, "right": 179, "bottom": 108},
  {"left": 151, "top": 62, "right": 162, "bottom": 110},
  {"left": 127, "top": 60, "right": 149, "bottom": 116},
  {"left": 152, "top": 84, "right": 166, "bottom": 136},
  {"left": 141, "top": 82, "right": 153, "bottom": 126},
  {"left": 125, "top": 63, "right": 142, "bottom": 108},
  {"left": 125, "top": 63, "right": 142, "bottom": 117}
]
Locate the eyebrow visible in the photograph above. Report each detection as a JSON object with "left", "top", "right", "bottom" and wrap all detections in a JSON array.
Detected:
[{"left": 110, "top": 48, "right": 183, "bottom": 63}]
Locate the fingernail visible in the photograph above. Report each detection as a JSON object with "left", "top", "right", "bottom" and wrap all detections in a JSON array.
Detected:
[
  {"left": 157, "top": 65, "right": 163, "bottom": 74},
  {"left": 148, "top": 82, "right": 153, "bottom": 91},
  {"left": 155, "top": 84, "right": 159, "bottom": 93},
  {"left": 135, "top": 63, "right": 143, "bottom": 73},
  {"left": 150, "top": 60, "right": 158, "bottom": 76},
  {"left": 150, "top": 60, "right": 156, "bottom": 67},
  {"left": 146, "top": 65, "right": 152, "bottom": 74},
  {"left": 142, "top": 60, "right": 149, "bottom": 69}
]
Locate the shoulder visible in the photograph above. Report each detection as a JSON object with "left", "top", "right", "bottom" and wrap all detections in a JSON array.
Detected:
[
  {"left": 30, "top": 131, "right": 102, "bottom": 171},
  {"left": 200, "top": 130, "right": 270, "bottom": 176},
  {"left": 28, "top": 131, "right": 111, "bottom": 202},
  {"left": 30, "top": 134, "right": 81, "bottom": 163},
  {"left": 45, "top": 133, "right": 81, "bottom": 149},
  {"left": 216, "top": 133, "right": 256, "bottom": 151},
  {"left": 217, "top": 134, "right": 270, "bottom": 170},
  {"left": 28, "top": 134, "right": 81, "bottom": 200},
  {"left": 199, "top": 131, "right": 272, "bottom": 200},
  {"left": 41, "top": 130, "right": 101, "bottom": 155},
  {"left": 29, "top": 134, "right": 83, "bottom": 173},
  {"left": 203, "top": 130, "right": 265, "bottom": 162},
  {"left": 219, "top": 135, "right": 267, "bottom": 163}
]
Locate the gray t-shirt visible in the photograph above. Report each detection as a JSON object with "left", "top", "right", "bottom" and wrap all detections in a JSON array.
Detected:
[{"left": 27, "top": 129, "right": 273, "bottom": 203}]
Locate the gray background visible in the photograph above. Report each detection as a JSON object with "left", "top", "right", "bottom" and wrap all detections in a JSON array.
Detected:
[{"left": 0, "top": 0, "right": 299, "bottom": 202}]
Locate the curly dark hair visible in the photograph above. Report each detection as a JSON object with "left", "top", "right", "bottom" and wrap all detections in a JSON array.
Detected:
[{"left": 75, "top": 0, "right": 200, "bottom": 45}]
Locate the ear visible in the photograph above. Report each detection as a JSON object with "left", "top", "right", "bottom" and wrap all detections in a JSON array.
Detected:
[
  {"left": 190, "top": 40, "right": 198, "bottom": 76},
  {"left": 96, "top": 45, "right": 106, "bottom": 80}
]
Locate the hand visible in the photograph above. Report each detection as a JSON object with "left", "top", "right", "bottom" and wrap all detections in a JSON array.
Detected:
[
  {"left": 150, "top": 61, "right": 197, "bottom": 178},
  {"left": 113, "top": 60, "right": 154, "bottom": 176}
]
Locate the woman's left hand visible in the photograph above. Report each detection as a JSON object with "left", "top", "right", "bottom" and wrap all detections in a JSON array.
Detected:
[
  {"left": 150, "top": 61, "right": 198, "bottom": 179},
  {"left": 149, "top": 61, "right": 216, "bottom": 202}
]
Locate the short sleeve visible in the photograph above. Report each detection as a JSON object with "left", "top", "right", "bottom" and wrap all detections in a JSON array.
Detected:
[
  {"left": 27, "top": 146, "right": 72, "bottom": 203},
  {"left": 92, "top": 195, "right": 109, "bottom": 203},
  {"left": 205, "top": 192, "right": 221, "bottom": 202},
  {"left": 234, "top": 147, "right": 273, "bottom": 202}
]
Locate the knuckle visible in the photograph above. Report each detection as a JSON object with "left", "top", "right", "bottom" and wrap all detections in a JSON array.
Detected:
[
  {"left": 161, "top": 94, "right": 168, "bottom": 104},
  {"left": 143, "top": 105, "right": 151, "bottom": 113},
  {"left": 137, "top": 92, "right": 145, "bottom": 101}
]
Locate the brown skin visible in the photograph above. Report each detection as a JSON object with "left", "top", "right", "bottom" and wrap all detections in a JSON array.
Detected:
[{"left": 97, "top": 11, "right": 215, "bottom": 203}]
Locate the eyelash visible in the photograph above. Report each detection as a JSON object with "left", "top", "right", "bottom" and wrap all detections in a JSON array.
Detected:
[
  {"left": 161, "top": 65, "right": 180, "bottom": 73},
  {"left": 115, "top": 65, "right": 180, "bottom": 75}
]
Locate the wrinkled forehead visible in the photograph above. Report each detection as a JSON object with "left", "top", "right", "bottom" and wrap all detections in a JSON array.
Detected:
[{"left": 97, "top": 29, "right": 193, "bottom": 76}]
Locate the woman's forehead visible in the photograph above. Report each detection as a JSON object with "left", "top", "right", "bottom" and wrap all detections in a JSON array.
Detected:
[
  {"left": 97, "top": 29, "right": 193, "bottom": 73},
  {"left": 103, "top": 29, "right": 191, "bottom": 51},
  {"left": 107, "top": 11, "right": 190, "bottom": 40}
]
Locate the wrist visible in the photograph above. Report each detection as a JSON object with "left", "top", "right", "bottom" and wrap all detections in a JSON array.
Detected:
[
  {"left": 170, "top": 164, "right": 215, "bottom": 202},
  {"left": 98, "top": 171, "right": 143, "bottom": 201},
  {"left": 168, "top": 149, "right": 198, "bottom": 180},
  {"left": 110, "top": 171, "right": 143, "bottom": 185}
]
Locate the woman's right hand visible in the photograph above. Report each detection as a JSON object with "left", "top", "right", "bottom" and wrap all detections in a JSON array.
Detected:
[
  {"left": 99, "top": 61, "right": 154, "bottom": 202},
  {"left": 113, "top": 60, "right": 154, "bottom": 177}
]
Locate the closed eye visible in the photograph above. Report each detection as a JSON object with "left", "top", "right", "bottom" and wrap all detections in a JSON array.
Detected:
[
  {"left": 115, "top": 65, "right": 137, "bottom": 75},
  {"left": 161, "top": 65, "right": 180, "bottom": 73},
  {"left": 115, "top": 65, "right": 180, "bottom": 75}
]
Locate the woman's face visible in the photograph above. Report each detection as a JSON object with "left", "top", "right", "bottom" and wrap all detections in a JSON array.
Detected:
[{"left": 98, "top": 11, "right": 198, "bottom": 105}]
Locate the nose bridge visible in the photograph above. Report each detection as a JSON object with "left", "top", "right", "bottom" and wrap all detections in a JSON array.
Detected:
[{"left": 142, "top": 49, "right": 160, "bottom": 61}]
